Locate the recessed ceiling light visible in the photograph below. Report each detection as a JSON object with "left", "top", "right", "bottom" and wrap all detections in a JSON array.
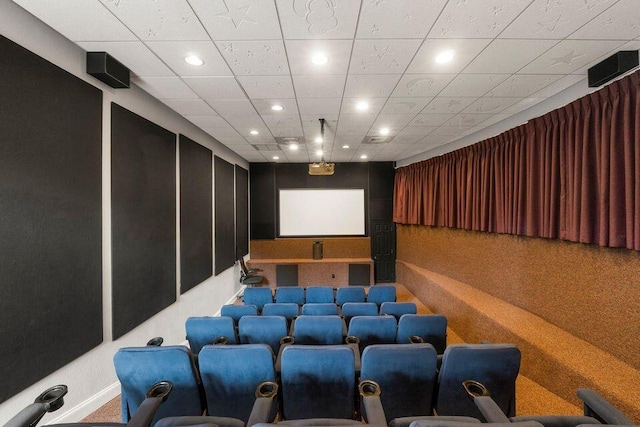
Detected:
[
  {"left": 290, "top": 144, "right": 299, "bottom": 150},
  {"left": 184, "top": 55, "right": 204, "bottom": 66},
  {"left": 356, "top": 101, "right": 369, "bottom": 112},
  {"left": 435, "top": 49, "right": 455, "bottom": 64},
  {"left": 311, "top": 53, "right": 328, "bottom": 65},
  {"left": 249, "top": 130, "right": 259, "bottom": 135},
  {"left": 342, "top": 145, "right": 350, "bottom": 149},
  {"left": 271, "top": 104, "right": 284, "bottom": 111},
  {"left": 360, "top": 154, "right": 368, "bottom": 159},
  {"left": 272, "top": 156, "right": 279, "bottom": 160},
  {"left": 380, "top": 127, "right": 390, "bottom": 136},
  {"left": 316, "top": 149, "right": 323, "bottom": 156},
  {"left": 315, "top": 137, "right": 323, "bottom": 144}
]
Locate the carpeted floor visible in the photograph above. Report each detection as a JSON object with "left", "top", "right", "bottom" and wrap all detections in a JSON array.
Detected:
[{"left": 83, "top": 283, "right": 580, "bottom": 422}]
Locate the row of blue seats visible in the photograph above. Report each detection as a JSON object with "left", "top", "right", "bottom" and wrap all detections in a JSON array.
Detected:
[
  {"left": 186, "top": 313, "right": 447, "bottom": 355},
  {"left": 241, "top": 285, "right": 397, "bottom": 309},
  {"left": 222, "top": 301, "right": 417, "bottom": 324}
]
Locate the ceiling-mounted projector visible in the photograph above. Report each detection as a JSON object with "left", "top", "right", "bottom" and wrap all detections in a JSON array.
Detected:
[
  {"left": 308, "top": 118, "right": 335, "bottom": 175},
  {"left": 308, "top": 161, "right": 335, "bottom": 175}
]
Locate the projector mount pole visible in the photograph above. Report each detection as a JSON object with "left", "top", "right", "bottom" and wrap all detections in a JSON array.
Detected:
[{"left": 319, "top": 118, "right": 325, "bottom": 164}]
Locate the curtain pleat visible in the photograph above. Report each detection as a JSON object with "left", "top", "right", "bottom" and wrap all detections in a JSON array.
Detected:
[{"left": 393, "top": 70, "right": 640, "bottom": 250}]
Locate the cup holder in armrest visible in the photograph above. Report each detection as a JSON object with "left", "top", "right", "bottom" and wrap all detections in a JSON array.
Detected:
[
  {"left": 280, "top": 335, "right": 295, "bottom": 345},
  {"left": 462, "top": 379, "right": 490, "bottom": 399},
  {"left": 214, "top": 336, "right": 229, "bottom": 345},
  {"left": 409, "top": 335, "right": 425, "bottom": 344},
  {"left": 35, "top": 385, "right": 68, "bottom": 412},
  {"left": 345, "top": 336, "right": 360, "bottom": 345},
  {"left": 359, "top": 380, "right": 381, "bottom": 397},
  {"left": 146, "top": 381, "right": 173, "bottom": 402},
  {"left": 256, "top": 381, "right": 279, "bottom": 398},
  {"left": 146, "top": 337, "right": 164, "bottom": 346}
]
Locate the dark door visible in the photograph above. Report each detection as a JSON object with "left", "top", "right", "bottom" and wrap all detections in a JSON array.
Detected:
[{"left": 372, "top": 221, "right": 396, "bottom": 283}]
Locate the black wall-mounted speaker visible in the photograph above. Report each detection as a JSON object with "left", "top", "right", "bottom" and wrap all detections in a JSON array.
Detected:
[
  {"left": 588, "top": 50, "right": 639, "bottom": 88},
  {"left": 86, "top": 51, "right": 130, "bottom": 88}
]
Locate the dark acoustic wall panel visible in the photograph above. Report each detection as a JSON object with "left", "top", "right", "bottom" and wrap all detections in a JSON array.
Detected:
[
  {"left": 368, "top": 162, "right": 395, "bottom": 221},
  {"left": 215, "top": 156, "right": 236, "bottom": 274},
  {"left": 0, "top": 35, "right": 103, "bottom": 403},
  {"left": 250, "top": 163, "right": 276, "bottom": 239},
  {"left": 180, "top": 135, "right": 212, "bottom": 294},
  {"left": 111, "top": 104, "right": 176, "bottom": 339},
  {"left": 235, "top": 166, "right": 249, "bottom": 258}
]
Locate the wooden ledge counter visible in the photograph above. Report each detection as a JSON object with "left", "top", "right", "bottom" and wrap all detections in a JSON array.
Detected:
[{"left": 246, "top": 258, "right": 374, "bottom": 287}]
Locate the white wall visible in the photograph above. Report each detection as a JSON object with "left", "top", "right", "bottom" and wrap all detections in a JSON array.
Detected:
[{"left": 0, "top": 1, "right": 248, "bottom": 424}]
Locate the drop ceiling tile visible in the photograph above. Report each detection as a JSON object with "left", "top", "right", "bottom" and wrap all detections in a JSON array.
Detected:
[
  {"left": 487, "top": 74, "right": 563, "bottom": 97},
  {"left": 391, "top": 133, "right": 433, "bottom": 144},
  {"left": 571, "top": 40, "right": 640, "bottom": 75},
  {"left": 439, "top": 74, "right": 510, "bottom": 97},
  {"left": 343, "top": 75, "right": 402, "bottom": 98},
  {"left": 425, "top": 126, "right": 468, "bottom": 137},
  {"left": 160, "top": 98, "right": 218, "bottom": 116},
  {"left": 397, "top": 126, "right": 438, "bottom": 137},
  {"left": 445, "top": 113, "right": 495, "bottom": 129},
  {"left": 207, "top": 99, "right": 256, "bottom": 116},
  {"left": 406, "top": 39, "right": 492, "bottom": 74},
  {"left": 297, "top": 98, "right": 342, "bottom": 116},
  {"left": 519, "top": 40, "right": 626, "bottom": 74},
  {"left": 238, "top": 76, "right": 295, "bottom": 99},
  {"left": 223, "top": 114, "right": 264, "bottom": 130},
  {"left": 276, "top": 0, "right": 360, "bottom": 39},
  {"left": 251, "top": 99, "right": 298, "bottom": 115},
  {"left": 186, "top": 115, "right": 230, "bottom": 129},
  {"left": 146, "top": 41, "right": 232, "bottom": 77},
  {"left": 206, "top": 126, "right": 243, "bottom": 138},
  {"left": 461, "top": 97, "right": 522, "bottom": 114},
  {"left": 246, "top": 135, "right": 277, "bottom": 145},
  {"left": 500, "top": 97, "right": 546, "bottom": 114},
  {"left": 381, "top": 98, "right": 433, "bottom": 115},
  {"left": 286, "top": 40, "right": 353, "bottom": 75},
  {"left": 392, "top": 74, "right": 457, "bottom": 97},
  {"left": 337, "top": 113, "right": 377, "bottom": 127},
  {"left": 410, "top": 113, "right": 456, "bottom": 127},
  {"left": 357, "top": 0, "right": 448, "bottom": 39},
  {"left": 218, "top": 135, "right": 250, "bottom": 145},
  {"left": 335, "top": 126, "right": 370, "bottom": 139},
  {"left": 216, "top": 40, "right": 289, "bottom": 76},
  {"left": 422, "top": 97, "right": 478, "bottom": 114},
  {"left": 350, "top": 39, "right": 423, "bottom": 74},
  {"left": 499, "top": 0, "right": 618, "bottom": 40},
  {"left": 292, "top": 75, "right": 346, "bottom": 98},
  {"left": 99, "top": 0, "right": 208, "bottom": 41},
  {"left": 262, "top": 114, "right": 302, "bottom": 128},
  {"left": 530, "top": 74, "right": 585, "bottom": 97},
  {"left": 133, "top": 77, "right": 199, "bottom": 99},
  {"left": 464, "top": 39, "right": 559, "bottom": 74},
  {"left": 183, "top": 76, "right": 247, "bottom": 100},
  {"left": 372, "top": 114, "right": 418, "bottom": 129},
  {"left": 341, "top": 98, "right": 386, "bottom": 116},
  {"left": 428, "top": 0, "right": 532, "bottom": 39},
  {"left": 329, "top": 152, "right": 355, "bottom": 162},
  {"left": 301, "top": 116, "right": 339, "bottom": 128},
  {"left": 13, "top": 0, "right": 137, "bottom": 41},
  {"left": 572, "top": 0, "right": 640, "bottom": 40},
  {"left": 77, "top": 41, "right": 174, "bottom": 77},
  {"left": 188, "top": 0, "right": 282, "bottom": 40}
]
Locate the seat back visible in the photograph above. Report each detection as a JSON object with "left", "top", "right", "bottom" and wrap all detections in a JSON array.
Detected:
[
  {"left": 366, "top": 285, "right": 396, "bottom": 306},
  {"left": 336, "top": 287, "right": 366, "bottom": 305},
  {"left": 301, "top": 302, "right": 339, "bottom": 316},
  {"left": 220, "top": 304, "right": 258, "bottom": 325},
  {"left": 305, "top": 286, "right": 334, "bottom": 303},
  {"left": 185, "top": 316, "right": 237, "bottom": 354},
  {"left": 114, "top": 346, "right": 203, "bottom": 424},
  {"left": 341, "top": 302, "right": 378, "bottom": 325},
  {"left": 275, "top": 287, "right": 305, "bottom": 305},
  {"left": 243, "top": 287, "right": 273, "bottom": 311},
  {"left": 280, "top": 345, "right": 355, "bottom": 420},
  {"left": 199, "top": 344, "right": 276, "bottom": 423},
  {"left": 436, "top": 344, "right": 521, "bottom": 420},
  {"left": 379, "top": 302, "right": 417, "bottom": 320},
  {"left": 293, "top": 315, "right": 344, "bottom": 345},
  {"left": 262, "top": 303, "right": 299, "bottom": 323},
  {"left": 361, "top": 344, "right": 438, "bottom": 423},
  {"left": 347, "top": 315, "right": 397, "bottom": 349},
  {"left": 397, "top": 314, "right": 448, "bottom": 354},
  {"left": 238, "top": 315, "right": 288, "bottom": 354}
]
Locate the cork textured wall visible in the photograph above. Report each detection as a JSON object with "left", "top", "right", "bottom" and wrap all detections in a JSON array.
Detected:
[{"left": 396, "top": 225, "right": 640, "bottom": 371}]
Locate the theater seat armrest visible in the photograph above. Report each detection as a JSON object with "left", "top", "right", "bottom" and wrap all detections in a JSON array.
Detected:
[{"left": 577, "top": 389, "right": 635, "bottom": 425}]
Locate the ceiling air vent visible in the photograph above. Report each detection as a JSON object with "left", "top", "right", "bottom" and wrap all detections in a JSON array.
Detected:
[
  {"left": 251, "top": 144, "right": 280, "bottom": 151},
  {"left": 362, "top": 135, "right": 390, "bottom": 144}
]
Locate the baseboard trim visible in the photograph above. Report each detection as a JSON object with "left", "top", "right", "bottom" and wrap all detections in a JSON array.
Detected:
[
  {"left": 212, "top": 285, "right": 246, "bottom": 317},
  {"left": 48, "top": 381, "right": 120, "bottom": 424}
]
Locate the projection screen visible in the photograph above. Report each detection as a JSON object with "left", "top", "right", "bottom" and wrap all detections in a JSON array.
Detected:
[{"left": 279, "top": 189, "right": 365, "bottom": 236}]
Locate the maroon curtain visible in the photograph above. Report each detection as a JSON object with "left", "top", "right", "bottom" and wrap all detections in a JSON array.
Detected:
[{"left": 393, "top": 71, "right": 640, "bottom": 250}]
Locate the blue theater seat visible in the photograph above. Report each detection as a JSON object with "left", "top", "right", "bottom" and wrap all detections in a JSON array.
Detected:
[
  {"left": 242, "top": 288, "right": 273, "bottom": 312},
  {"left": 301, "top": 302, "right": 339, "bottom": 316},
  {"left": 292, "top": 315, "right": 344, "bottom": 345},
  {"left": 261, "top": 303, "right": 299, "bottom": 326},
  {"left": 185, "top": 316, "right": 237, "bottom": 354},
  {"left": 396, "top": 314, "right": 447, "bottom": 354},
  {"left": 336, "top": 287, "right": 366, "bottom": 305},
  {"left": 275, "top": 287, "right": 305, "bottom": 305},
  {"left": 379, "top": 302, "right": 417, "bottom": 320},
  {"left": 305, "top": 286, "right": 334, "bottom": 303},
  {"left": 220, "top": 304, "right": 258, "bottom": 326},
  {"left": 366, "top": 285, "right": 396, "bottom": 306},
  {"left": 347, "top": 315, "right": 397, "bottom": 350},
  {"left": 280, "top": 345, "right": 355, "bottom": 420},
  {"left": 341, "top": 302, "right": 378, "bottom": 325},
  {"left": 238, "top": 315, "right": 288, "bottom": 354}
]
